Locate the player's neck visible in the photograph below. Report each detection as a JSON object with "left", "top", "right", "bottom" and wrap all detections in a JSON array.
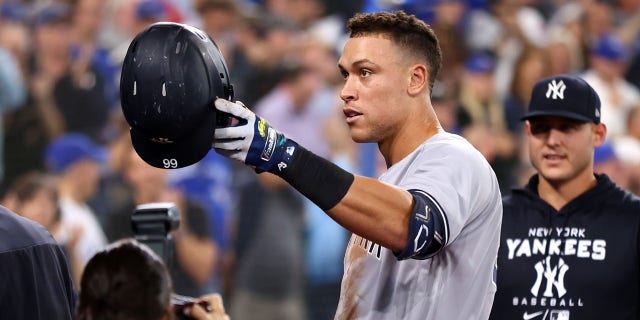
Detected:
[
  {"left": 380, "top": 117, "right": 443, "bottom": 168},
  {"left": 537, "top": 171, "right": 597, "bottom": 211}
]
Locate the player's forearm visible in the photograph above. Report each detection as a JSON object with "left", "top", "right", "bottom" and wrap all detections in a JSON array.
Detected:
[
  {"left": 275, "top": 139, "right": 413, "bottom": 250},
  {"left": 327, "top": 175, "right": 413, "bottom": 251}
]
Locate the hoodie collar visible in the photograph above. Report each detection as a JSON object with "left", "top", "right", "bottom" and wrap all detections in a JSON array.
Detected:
[{"left": 513, "top": 173, "right": 617, "bottom": 213}]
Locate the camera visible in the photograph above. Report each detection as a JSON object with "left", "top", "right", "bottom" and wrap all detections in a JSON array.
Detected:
[
  {"left": 131, "top": 202, "right": 180, "bottom": 266},
  {"left": 131, "top": 203, "right": 212, "bottom": 319}
]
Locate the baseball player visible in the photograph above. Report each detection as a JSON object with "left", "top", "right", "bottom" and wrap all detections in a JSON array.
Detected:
[
  {"left": 489, "top": 75, "right": 640, "bottom": 320},
  {"left": 119, "top": 12, "right": 502, "bottom": 320},
  {"left": 213, "top": 11, "right": 502, "bottom": 319}
]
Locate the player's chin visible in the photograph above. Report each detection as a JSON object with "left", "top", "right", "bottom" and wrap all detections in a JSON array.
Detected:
[
  {"left": 348, "top": 129, "right": 374, "bottom": 143},
  {"left": 539, "top": 167, "right": 573, "bottom": 184}
]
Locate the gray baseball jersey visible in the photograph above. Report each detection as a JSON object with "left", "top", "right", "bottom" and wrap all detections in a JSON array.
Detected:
[{"left": 335, "top": 132, "right": 503, "bottom": 320}]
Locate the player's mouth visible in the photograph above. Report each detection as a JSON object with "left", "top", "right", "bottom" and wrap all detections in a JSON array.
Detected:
[
  {"left": 343, "top": 108, "right": 362, "bottom": 124},
  {"left": 542, "top": 153, "right": 567, "bottom": 164}
]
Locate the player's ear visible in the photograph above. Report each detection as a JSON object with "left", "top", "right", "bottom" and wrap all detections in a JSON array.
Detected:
[
  {"left": 408, "top": 64, "right": 427, "bottom": 96},
  {"left": 524, "top": 121, "right": 532, "bottom": 137},
  {"left": 592, "top": 122, "right": 607, "bottom": 147}
]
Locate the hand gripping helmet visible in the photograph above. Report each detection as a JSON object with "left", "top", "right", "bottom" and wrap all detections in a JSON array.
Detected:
[{"left": 120, "top": 22, "right": 233, "bottom": 169}]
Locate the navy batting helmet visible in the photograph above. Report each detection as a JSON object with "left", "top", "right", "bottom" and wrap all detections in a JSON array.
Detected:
[{"left": 120, "top": 22, "right": 233, "bottom": 169}]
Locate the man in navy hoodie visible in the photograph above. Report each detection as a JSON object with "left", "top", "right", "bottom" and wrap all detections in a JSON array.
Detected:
[{"left": 490, "top": 74, "right": 640, "bottom": 320}]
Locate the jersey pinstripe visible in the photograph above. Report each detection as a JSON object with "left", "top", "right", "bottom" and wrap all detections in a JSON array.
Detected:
[{"left": 334, "top": 132, "right": 503, "bottom": 320}]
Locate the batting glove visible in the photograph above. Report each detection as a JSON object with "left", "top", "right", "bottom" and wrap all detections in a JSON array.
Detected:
[{"left": 213, "top": 98, "right": 296, "bottom": 173}]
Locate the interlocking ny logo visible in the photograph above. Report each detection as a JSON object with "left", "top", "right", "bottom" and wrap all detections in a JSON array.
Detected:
[
  {"left": 531, "top": 256, "right": 569, "bottom": 298},
  {"left": 546, "top": 80, "right": 567, "bottom": 100}
]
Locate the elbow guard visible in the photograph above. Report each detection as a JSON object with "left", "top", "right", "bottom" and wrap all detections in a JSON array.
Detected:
[{"left": 394, "top": 189, "right": 449, "bottom": 260}]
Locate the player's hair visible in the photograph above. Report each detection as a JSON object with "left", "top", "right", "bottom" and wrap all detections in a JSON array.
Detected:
[
  {"left": 76, "top": 239, "right": 173, "bottom": 320},
  {"left": 347, "top": 11, "right": 442, "bottom": 92}
]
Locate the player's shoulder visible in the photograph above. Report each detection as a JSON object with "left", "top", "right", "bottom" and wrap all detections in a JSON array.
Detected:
[
  {"left": 418, "top": 132, "right": 489, "bottom": 166},
  {"left": 423, "top": 131, "right": 480, "bottom": 151}
]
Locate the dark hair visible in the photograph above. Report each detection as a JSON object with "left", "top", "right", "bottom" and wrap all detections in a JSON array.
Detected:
[
  {"left": 7, "top": 172, "right": 57, "bottom": 203},
  {"left": 6, "top": 172, "right": 60, "bottom": 223},
  {"left": 76, "top": 239, "right": 173, "bottom": 320},
  {"left": 347, "top": 10, "right": 442, "bottom": 92}
]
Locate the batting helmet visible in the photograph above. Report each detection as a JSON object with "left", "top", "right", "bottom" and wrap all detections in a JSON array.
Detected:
[{"left": 120, "top": 22, "right": 233, "bottom": 169}]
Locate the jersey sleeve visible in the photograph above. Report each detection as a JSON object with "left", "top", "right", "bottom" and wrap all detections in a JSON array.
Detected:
[{"left": 396, "top": 139, "right": 499, "bottom": 245}]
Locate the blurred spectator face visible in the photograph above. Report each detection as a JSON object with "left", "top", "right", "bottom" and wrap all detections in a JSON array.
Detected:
[
  {"left": 513, "top": 50, "right": 549, "bottom": 101},
  {"left": 265, "top": 0, "right": 322, "bottom": 27},
  {"left": 627, "top": 106, "right": 640, "bottom": 138},
  {"left": 463, "top": 54, "right": 496, "bottom": 103},
  {"left": 266, "top": 27, "right": 295, "bottom": 60},
  {"left": 434, "top": 0, "right": 466, "bottom": 27},
  {"left": 133, "top": 0, "right": 166, "bottom": 34},
  {"left": 547, "top": 41, "right": 573, "bottom": 75},
  {"left": 69, "top": 159, "right": 102, "bottom": 201},
  {"left": 111, "top": 0, "right": 139, "bottom": 37},
  {"left": 34, "top": 5, "right": 71, "bottom": 56},
  {"left": 73, "top": 0, "right": 105, "bottom": 39},
  {"left": 591, "top": 56, "right": 626, "bottom": 81},
  {"left": 467, "top": 72, "right": 494, "bottom": 102},
  {"left": 298, "top": 39, "right": 340, "bottom": 85},
  {"left": 288, "top": 68, "right": 323, "bottom": 111},
  {"left": 3, "top": 174, "right": 58, "bottom": 231},
  {"left": 0, "top": 23, "right": 29, "bottom": 70},
  {"left": 124, "top": 148, "right": 168, "bottom": 194},
  {"left": 594, "top": 143, "right": 629, "bottom": 188},
  {"left": 590, "top": 34, "right": 628, "bottom": 81},
  {"left": 198, "top": 0, "right": 238, "bottom": 38},
  {"left": 583, "top": 2, "right": 613, "bottom": 40},
  {"left": 45, "top": 133, "right": 107, "bottom": 201},
  {"left": 13, "top": 187, "right": 58, "bottom": 230}
]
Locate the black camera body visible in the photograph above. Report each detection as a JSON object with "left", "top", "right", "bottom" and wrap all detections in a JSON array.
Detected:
[
  {"left": 131, "top": 202, "right": 180, "bottom": 266},
  {"left": 132, "top": 203, "right": 210, "bottom": 319}
]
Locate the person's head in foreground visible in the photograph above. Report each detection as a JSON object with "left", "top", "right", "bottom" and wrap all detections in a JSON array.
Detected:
[{"left": 76, "top": 238, "right": 228, "bottom": 320}]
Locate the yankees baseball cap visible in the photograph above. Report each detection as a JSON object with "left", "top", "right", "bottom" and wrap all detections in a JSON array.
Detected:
[
  {"left": 120, "top": 22, "right": 233, "bottom": 169},
  {"left": 522, "top": 74, "right": 601, "bottom": 123}
]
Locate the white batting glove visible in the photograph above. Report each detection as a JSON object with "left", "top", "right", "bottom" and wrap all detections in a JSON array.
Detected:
[{"left": 213, "top": 98, "right": 292, "bottom": 173}]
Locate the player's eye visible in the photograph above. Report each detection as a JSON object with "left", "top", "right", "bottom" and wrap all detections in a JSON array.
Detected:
[
  {"left": 530, "top": 123, "right": 550, "bottom": 135},
  {"left": 557, "top": 123, "right": 581, "bottom": 132},
  {"left": 360, "top": 69, "right": 372, "bottom": 77}
]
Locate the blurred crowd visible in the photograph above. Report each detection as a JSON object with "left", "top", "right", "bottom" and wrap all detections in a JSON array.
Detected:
[{"left": 1, "top": 0, "right": 640, "bottom": 319}]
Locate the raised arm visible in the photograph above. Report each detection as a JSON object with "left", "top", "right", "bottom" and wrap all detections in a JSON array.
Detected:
[{"left": 213, "top": 99, "right": 447, "bottom": 258}]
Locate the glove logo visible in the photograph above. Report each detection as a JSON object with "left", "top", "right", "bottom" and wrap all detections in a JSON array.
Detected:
[
  {"left": 260, "top": 127, "right": 277, "bottom": 161},
  {"left": 277, "top": 162, "right": 287, "bottom": 171},
  {"left": 258, "top": 118, "right": 268, "bottom": 138}
]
